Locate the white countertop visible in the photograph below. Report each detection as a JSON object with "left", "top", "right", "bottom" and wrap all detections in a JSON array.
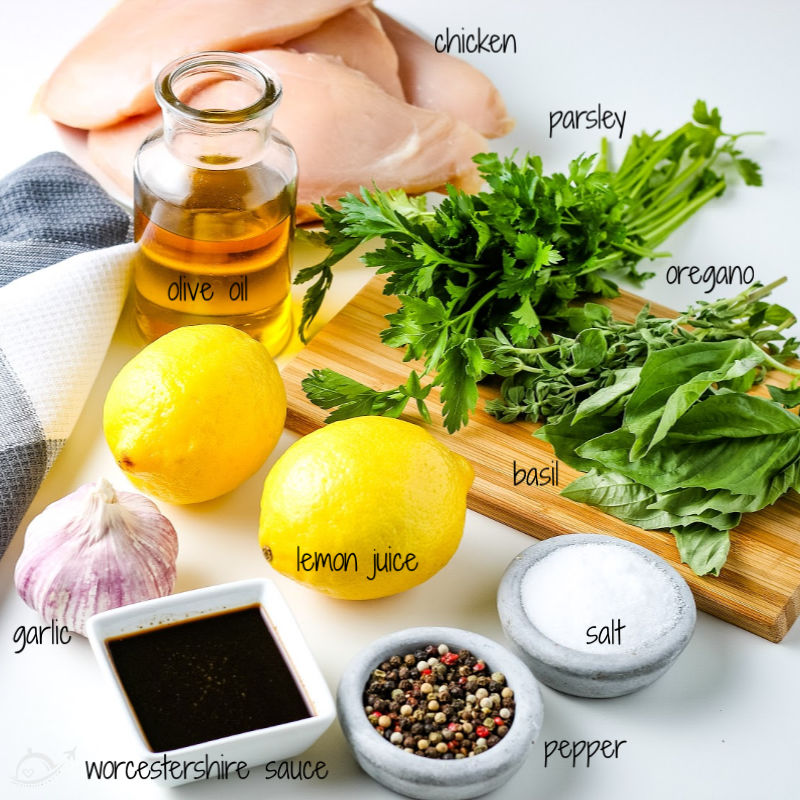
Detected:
[{"left": 1, "top": 1, "right": 798, "bottom": 798}]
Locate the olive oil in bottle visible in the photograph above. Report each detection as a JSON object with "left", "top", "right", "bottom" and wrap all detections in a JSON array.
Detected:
[{"left": 133, "top": 52, "right": 298, "bottom": 354}]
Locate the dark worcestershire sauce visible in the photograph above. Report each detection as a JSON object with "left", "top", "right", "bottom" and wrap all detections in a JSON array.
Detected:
[{"left": 106, "top": 604, "right": 311, "bottom": 752}]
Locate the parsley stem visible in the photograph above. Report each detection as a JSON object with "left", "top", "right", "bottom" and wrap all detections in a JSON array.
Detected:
[
  {"left": 626, "top": 192, "right": 687, "bottom": 234},
  {"left": 597, "top": 138, "right": 610, "bottom": 172},
  {"left": 613, "top": 124, "right": 693, "bottom": 197},
  {"left": 414, "top": 241, "right": 479, "bottom": 274},
  {"left": 632, "top": 180, "right": 726, "bottom": 242},
  {"left": 634, "top": 159, "right": 707, "bottom": 219},
  {"left": 616, "top": 241, "right": 670, "bottom": 259},
  {"left": 456, "top": 289, "right": 497, "bottom": 334}
]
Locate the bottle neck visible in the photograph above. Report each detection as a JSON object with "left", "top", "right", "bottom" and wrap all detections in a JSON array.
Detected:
[
  {"left": 161, "top": 114, "right": 272, "bottom": 170},
  {"left": 156, "top": 51, "right": 281, "bottom": 170}
]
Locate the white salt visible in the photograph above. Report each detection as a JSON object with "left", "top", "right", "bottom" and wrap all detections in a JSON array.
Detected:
[{"left": 520, "top": 542, "right": 680, "bottom": 654}]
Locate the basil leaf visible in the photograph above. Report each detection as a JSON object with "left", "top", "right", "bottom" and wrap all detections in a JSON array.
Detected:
[
  {"left": 624, "top": 340, "right": 766, "bottom": 458},
  {"left": 719, "top": 367, "right": 759, "bottom": 393},
  {"left": 647, "top": 486, "right": 751, "bottom": 516},
  {"left": 672, "top": 525, "right": 731, "bottom": 577},
  {"left": 561, "top": 470, "right": 676, "bottom": 528},
  {"left": 764, "top": 303, "right": 794, "bottom": 326},
  {"left": 563, "top": 471, "right": 740, "bottom": 531},
  {"left": 667, "top": 392, "right": 800, "bottom": 441},
  {"left": 574, "top": 428, "right": 636, "bottom": 471},
  {"left": 573, "top": 367, "right": 642, "bottom": 422},
  {"left": 767, "top": 384, "right": 800, "bottom": 409},
  {"left": 647, "top": 457, "right": 800, "bottom": 516},
  {"left": 579, "top": 427, "right": 800, "bottom": 496},
  {"left": 535, "top": 413, "right": 620, "bottom": 471}
]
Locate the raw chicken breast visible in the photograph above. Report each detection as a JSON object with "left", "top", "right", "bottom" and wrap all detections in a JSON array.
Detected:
[
  {"left": 250, "top": 50, "right": 488, "bottom": 206},
  {"left": 87, "top": 50, "right": 488, "bottom": 222},
  {"left": 377, "top": 11, "right": 513, "bottom": 138},
  {"left": 287, "top": 6, "right": 404, "bottom": 98},
  {"left": 41, "top": 0, "right": 370, "bottom": 129}
]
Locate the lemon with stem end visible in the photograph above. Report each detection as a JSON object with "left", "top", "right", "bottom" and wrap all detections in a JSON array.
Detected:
[
  {"left": 104, "top": 324, "right": 286, "bottom": 504},
  {"left": 259, "top": 416, "right": 474, "bottom": 600}
]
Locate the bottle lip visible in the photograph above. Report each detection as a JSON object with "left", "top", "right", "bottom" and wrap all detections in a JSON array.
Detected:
[{"left": 155, "top": 51, "right": 282, "bottom": 124}]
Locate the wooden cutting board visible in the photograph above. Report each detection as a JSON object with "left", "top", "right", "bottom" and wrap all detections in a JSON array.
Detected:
[{"left": 283, "top": 276, "right": 800, "bottom": 642}]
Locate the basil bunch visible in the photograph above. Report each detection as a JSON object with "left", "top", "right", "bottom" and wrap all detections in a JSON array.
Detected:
[{"left": 539, "top": 337, "right": 800, "bottom": 576}]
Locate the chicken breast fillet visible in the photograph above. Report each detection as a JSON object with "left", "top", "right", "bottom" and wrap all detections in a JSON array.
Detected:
[
  {"left": 377, "top": 10, "right": 514, "bottom": 138},
  {"left": 41, "top": 0, "right": 370, "bottom": 129},
  {"left": 287, "top": 6, "right": 404, "bottom": 99}
]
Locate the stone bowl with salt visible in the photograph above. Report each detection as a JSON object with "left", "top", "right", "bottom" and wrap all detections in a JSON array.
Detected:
[{"left": 498, "top": 534, "right": 696, "bottom": 698}]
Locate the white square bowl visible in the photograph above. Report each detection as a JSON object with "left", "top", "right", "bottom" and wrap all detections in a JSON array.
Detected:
[{"left": 85, "top": 578, "right": 335, "bottom": 784}]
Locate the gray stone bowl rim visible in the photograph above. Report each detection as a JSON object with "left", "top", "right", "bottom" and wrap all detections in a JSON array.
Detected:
[
  {"left": 337, "top": 625, "right": 543, "bottom": 782},
  {"left": 498, "top": 534, "right": 696, "bottom": 677}
]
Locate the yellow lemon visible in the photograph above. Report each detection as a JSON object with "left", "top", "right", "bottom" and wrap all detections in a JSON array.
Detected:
[
  {"left": 104, "top": 324, "right": 286, "bottom": 504},
  {"left": 258, "top": 416, "right": 474, "bottom": 600}
]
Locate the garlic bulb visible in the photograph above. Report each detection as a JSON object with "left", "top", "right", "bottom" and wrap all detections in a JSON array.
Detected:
[{"left": 14, "top": 478, "right": 178, "bottom": 636}]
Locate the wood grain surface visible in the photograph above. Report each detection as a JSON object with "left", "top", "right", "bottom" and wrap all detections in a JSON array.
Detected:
[{"left": 283, "top": 276, "right": 800, "bottom": 642}]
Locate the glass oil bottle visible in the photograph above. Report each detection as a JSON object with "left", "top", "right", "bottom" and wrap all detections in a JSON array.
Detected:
[{"left": 132, "top": 51, "right": 298, "bottom": 354}]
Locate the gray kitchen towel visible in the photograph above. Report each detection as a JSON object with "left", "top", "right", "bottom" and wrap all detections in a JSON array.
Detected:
[
  {"left": 0, "top": 152, "right": 135, "bottom": 561},
  {"left": 0, "top": 152, "right": 132, "bottom": 286}
]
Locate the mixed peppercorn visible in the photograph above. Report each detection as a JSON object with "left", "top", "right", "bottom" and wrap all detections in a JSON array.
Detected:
[{"left": 363, "top": 643, "right": 515, "bottom": 758}]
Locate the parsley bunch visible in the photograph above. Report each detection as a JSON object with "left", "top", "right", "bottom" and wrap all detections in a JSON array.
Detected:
[{"left": 297, "top": 101, "right": 763, "bottom": 433}]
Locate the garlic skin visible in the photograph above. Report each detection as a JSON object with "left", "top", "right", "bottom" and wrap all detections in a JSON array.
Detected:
[{"left": 14, "top": 478, "right": 178, "bottom": 636}]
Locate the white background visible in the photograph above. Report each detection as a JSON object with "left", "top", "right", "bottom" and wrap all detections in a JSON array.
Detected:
[{"left": 1, "top": 1, "right": 799, "bottom": 798}]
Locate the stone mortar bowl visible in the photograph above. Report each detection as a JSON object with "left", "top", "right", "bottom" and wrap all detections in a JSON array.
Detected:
[
  {"left": 498, "top": 534, "right": 697, "bottom": 699},
  {"left": 337, "top": 626, "right": 544, "bottom": 800}
]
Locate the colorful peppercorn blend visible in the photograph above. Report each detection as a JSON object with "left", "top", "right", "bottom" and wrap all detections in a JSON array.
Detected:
[{"left": 363, "top": 643, "right": 516, "bottom": 758}]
